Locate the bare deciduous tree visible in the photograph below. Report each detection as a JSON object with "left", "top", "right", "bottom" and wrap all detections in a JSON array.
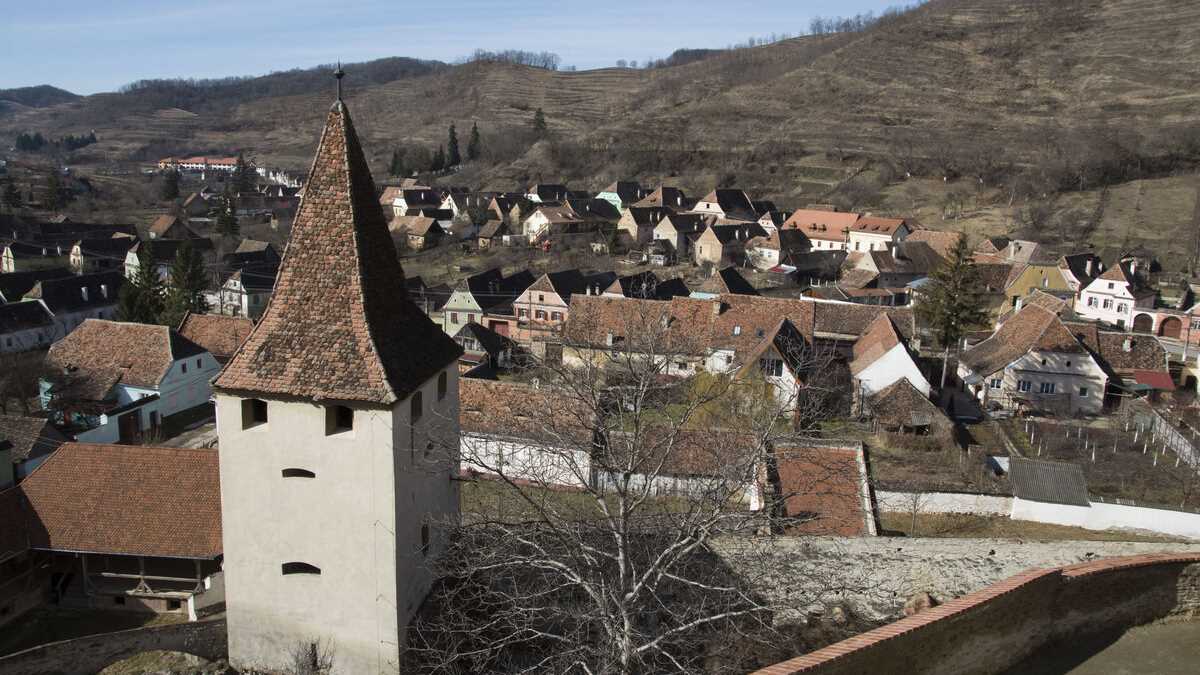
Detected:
[{"left": 407, "top": 298, "right": 859, "bottom": 673}]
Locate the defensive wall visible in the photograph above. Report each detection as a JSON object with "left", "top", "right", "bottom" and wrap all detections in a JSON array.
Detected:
[
  {"left": 0, "top": 617, "right": 226, "bottom": 675},
  {"left": 753, "top": 553, "right": 1200, "bottom": 675}
]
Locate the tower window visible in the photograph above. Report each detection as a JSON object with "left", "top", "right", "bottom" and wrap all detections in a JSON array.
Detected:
[
  {"left": 411, "top": 391, "right": 423, "bottom": 423},
  {"left": 241, "top": 399, "right": 268, "bottom": 429},
  {"left": 437, "top": 371, "right": 448, "bottom": 401},
  {"left": 421, "top": 524, "right": 430, "bottom": 556},
  {"left": 281, "top": 562, "right": 321, "bottom": 576},
  {"left": 325, "top": 405, "right": 354, "bottom": 435},
  {"left": 282, "top": 468, "right": 316, "bottom": 478}
]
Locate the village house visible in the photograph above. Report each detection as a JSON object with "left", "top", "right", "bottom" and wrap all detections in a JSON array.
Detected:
[
  {"left": 958, "top": 304, "right": 1107, "bottom": 416},
  {"left": 476, "top": 219, "right": 508, "bottom": 249},
  {"left": 441, "top": 267, "right": 535, "bottom": 336},
  {"left": 523, "top": 202, "right": 593, "bottom": 242},
  {"left": 781, "top": 209, "right": 861, "bottom": 251},
  {"left": 2, "top": 240, "right": 70, "bottom": 273},
  {"left": 124, "top": 239, "right": 216, "bottom": 284},
  {"left": 691, "top": 266, "right": 758, "bottom": 299},
  {"left": 1058, "top": 252, "right": 1105, "bottom": 293},
  {"left": 633, "top": 185, "right": 689, "bottom": 211},
  {"left": 615, "top": 206, "right": 670, "bottom": 246},
  {"left": 69, "top": 237, "right": 138, "bottom": 274},
  {"left": 0, "top": 413, "right": 66, "bottom": 485},
  {"left": 41, "top": 319, "right": 221, "bottom": 443},
  {"left": 177, "top": 312, "right": 254, "bottom": 365},
  {"left": 454, "top": 321, "right": 520, "bottom": 375},
  {"left": 181, "top": 192, "right": 210, "bottom": 219},
  {"left": 392, "top": 215, "right": 445, "bottom": 251},
  {"left": 148, "top": 214, "right": 200, "bottom": 240},
  {"left": 25, "top": 270, "right": 125, "bottom": 338},
  {"left": 0, "top": 443, "right": 224, "bottom": 628},
  {"left": 768, "top": 442, "right": 877, "bottom": 536},
  {"left": 691, "top": 189, "right": 758, "bottom": 221},
  {"left": 602, "top": 271, "right": 691, "bottom": 300},
  {"left": 845, "top": 216, "right": 912, "bottom": 253},
  {"left": 849, "top": 313, "right": 931, "bottom": 406},
  {"left": 219, "top": 262, "right": 279, "bottom": 320},
  {"left": 1076, "top": 260, "right": 1156, "bottom": 329},
  {"left": 0, "top": 267, "right": 73, "bottom": 303},
  {"left": 596, "top": 181, "right": 649, "bottom": 214},
  {"left": 0, "top": 301, "right": 56, "bottom": 353},
  {"left": 525, "top": 183, "right": 570, "bottom": 203},
  {"left": 385, "top": 187, "right": 441, "bottom": 217},
  {"left": 652, "top": 212, "right": 711, "bottom": 261},
  {"left": 513, "top": 269, "right": 618, "bottom": 343},
  {"left": 746, "top": 229, "right": 808, "bottom": 270},
  {"left": 693, "top": 223, "right": 766, "bottom": 267},
  {"left": 865, "top": 378, "right": 956, "bottom": 441}
]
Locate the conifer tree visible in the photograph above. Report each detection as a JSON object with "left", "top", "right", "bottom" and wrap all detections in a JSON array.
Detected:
[
  {"left": 914, "top": 233, "right": 987, "bottom": 387},
  {"left": 160, "top": 169, "right": 181, "bottom": 200},
  {"left": 44, "top": 170, "right": 63, "bottom": 210},
  {"left": 532, "top": 108, "right": 547, "bottom": 137},
  {"left": 216, "top": 186, "right": 240, "bottom": 237},
  {"left": 431, "top": 145, "right": 446, "bottom": 172},
  {"left": 232, "top": 152, "right": 255, "bottom": 193},
  {"left": 118, "top": 243, "right": 166, "bottom": 324},
  {"left": 447, "top": 123, "right": 461, "bottom": 167},
  {"left": 389, "top": 148, "right": 407, "bottom": 176},
  {"left": 467, "top": 122, "right": 481, "bottom": 161},
  {"left": 160, "top": 241, "right": 209, "bottom": 326},
  {"left": 1, "top": 181, "right": 21, "bottom": 209}
]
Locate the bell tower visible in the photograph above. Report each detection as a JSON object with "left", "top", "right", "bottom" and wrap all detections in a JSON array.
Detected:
[{"left": 212, "top": 70, "right": 463, "bottom": 674}]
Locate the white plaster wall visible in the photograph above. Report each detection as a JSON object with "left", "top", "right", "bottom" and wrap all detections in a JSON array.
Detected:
[
  {"left": 462, "top": 434, "right": 590, "bottom": 488},
  {"left": 876, "top": 490, "right": 1013, "bottom": 516},
  {"left": 218, "top": 363, "right": 460, "bottom": 675},
  {"left": 0, "top": 325, "right": 53, "bottom": 353},
  {"left": 1011, "top": 497, "right": 1200, "bottom": 541},
  {"left": 857, "top": 345, "right": 931, "bottom": 396}
]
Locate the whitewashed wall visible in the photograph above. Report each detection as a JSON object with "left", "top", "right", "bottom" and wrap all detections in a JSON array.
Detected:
[
  {"left": 876, "top": 490, "right": 1012, "bottom": 516},
  {"left": 461, "top": 434, "right": 591, "bottom": 488},
  {"left": 1011, "top": 497, "right": 1200, "bottom": 540}
]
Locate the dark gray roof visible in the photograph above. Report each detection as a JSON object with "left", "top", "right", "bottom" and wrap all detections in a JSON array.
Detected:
[{"left": 1010, "top": 458, "right": 1090, "bottom": 506}]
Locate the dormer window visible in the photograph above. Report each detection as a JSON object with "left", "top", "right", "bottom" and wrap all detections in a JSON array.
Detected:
[
  {"left": 325, "top": 405, "right": 354, "bottom": 435},
  {"left": 241, "top": 399, "right": 268, "bottom": 429}
]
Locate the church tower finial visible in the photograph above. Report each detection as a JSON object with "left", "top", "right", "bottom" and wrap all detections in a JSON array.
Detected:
[{"left": 333, "top": 61, "right": 345, "bottom": 102}]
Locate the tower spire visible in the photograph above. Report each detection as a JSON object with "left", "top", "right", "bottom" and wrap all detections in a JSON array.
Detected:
[{"left": 333, "top": 61, "right": 345, "bottom": 102}]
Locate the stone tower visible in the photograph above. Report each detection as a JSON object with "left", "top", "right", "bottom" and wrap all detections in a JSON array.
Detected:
[{"left": 212, "top": 84, "right": 463, "bottom": 673}]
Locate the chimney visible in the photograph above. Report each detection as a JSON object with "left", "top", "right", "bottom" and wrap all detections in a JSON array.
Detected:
[
  {"left": 1085, "top": 258, "right": 1094, "bottom": 276},
  {"left": 1123, "top": 337, "right": 1133, "bottom": 353},
  {"left": 711, "top": 301, "right": 721, "bottom": 317},
  {"left": 606, "top": 332, "right": 614, "bottom": 347},
  {"left": 1129, "top": 260, "right": 1138, "bottom": 276}
]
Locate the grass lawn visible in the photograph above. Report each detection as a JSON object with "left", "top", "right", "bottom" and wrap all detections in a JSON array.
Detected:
[{"left": 879, "top": 512, "right": 1187, "bottom": 543}]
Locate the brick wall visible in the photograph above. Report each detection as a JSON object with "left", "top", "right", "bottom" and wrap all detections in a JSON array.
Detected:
[
  {"left": 754, "top": 553, "right": 1200, "bottom": 675},
  {"left": 0, "top": 617, "right": 226, "bottom": 675}
]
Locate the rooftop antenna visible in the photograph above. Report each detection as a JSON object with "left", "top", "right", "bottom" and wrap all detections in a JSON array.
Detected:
[{"left": 333, "top": 61, "right": 345, "bottom": 102}]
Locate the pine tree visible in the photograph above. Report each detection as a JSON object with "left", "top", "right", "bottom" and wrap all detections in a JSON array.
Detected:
[
  {"left": 532, "top": 108, "right": 547, "bottom": 137},
  {"left": 389, "top": 148, "right": 407, "bottom": 177},
  {"left": 216, "top": 187, "right": 240, "bottom": 237},
  {"left": 1, "top": 181, "right": 21, "bottom": 209},
  {"left": 118, "top": 243, "right": 166, "bottom": 324},
  {"left": 232, "top": 152, "right": 255, "bottom": 194},
  {"left": 914, "top": 233, "right": 987, "bottom": 387},
  {"left": 467, "top": 122, "right": 481, "bottom": 161},
  {"left": 447, "top": 124, "right": 461, "bottom": 167},
  {"left": 160, "top": 169, "right": 181, "bottom": 200},
  {"left": 431, "top": 145, "right": 446, "bottom": 172},
  {"left": 160, "top": 241, "right": 209, "bottom": 326},
  {"left": 44, "top": 170, "right": 63, "bottom": 210}
]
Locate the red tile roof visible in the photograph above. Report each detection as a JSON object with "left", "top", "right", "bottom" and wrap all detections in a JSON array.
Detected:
[
  {"left": 214, "top": 101, "right": 462, "bottom": 406},
  {"left": 782, "top": 209, "right": 861, "bottom": 241},
  {"left": 1, "top": 443, "right": 222, "bottom": 558},
  {"left": 773, "top": 444, "right": 872, "bottom": 536},
  {"left": 177, "top": 312, "right": 254, "bottom": 362},
  {"left": 46, "top": 319, "right": 205, "bottom": 390}
]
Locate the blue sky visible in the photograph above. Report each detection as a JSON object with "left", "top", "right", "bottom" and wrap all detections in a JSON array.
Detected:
[{"left": 1, "top": 0, "right": 902, "bottom": 95}]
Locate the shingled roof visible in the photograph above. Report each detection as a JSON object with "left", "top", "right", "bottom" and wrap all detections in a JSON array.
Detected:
[
  {"left": 959, "top": 305, "right": 1086, "bottom": 377},
  {"left": 177, "top": 312, "right": 254, "bottom": 363},
  {"left": 773, "top": 443, "right": 873, "bottom": 537},
  {"left": 0, "top": 443, "right": 222, "bottom": 558},
  {"left": 46, "top": 319, "right": 206, "bottom": 390},
  {"left": 213, "top": 99, "right": 462, "bottom": 406}
]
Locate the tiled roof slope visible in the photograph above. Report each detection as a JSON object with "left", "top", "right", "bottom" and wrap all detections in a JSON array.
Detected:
[
  {"left": 214, "top": 101, "right": 462, "bottom": 405},
  {"left": 46, "top": 319, "right": 204, "bottom": 389},
  {"left": 849, "top": 313, "right": 903, "bottom": 376},
  {"left": 0, "top": 414, "right": 65, "bottom": 462},
  {"left": 774, "top": 444, "right": 872, "bottom": 536},
  {"left": 698, "top": 266, "right": 759, "bottom": 296},
  {"left": 960, "top": 305, "right": 1084, "bottom": 377},
  {"left": 1, "top": 443, "right": 222, "bottom": 558},
  {"left": 177, "top": 312, "right": 254, "bottom": 362}
]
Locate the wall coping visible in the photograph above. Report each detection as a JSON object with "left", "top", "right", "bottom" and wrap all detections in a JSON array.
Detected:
[{"left": 752, "top": 553, "right": 1200, "bottom": 675}]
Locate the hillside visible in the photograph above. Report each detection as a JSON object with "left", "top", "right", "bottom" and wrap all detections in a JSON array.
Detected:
[{"left": 4, "top": 0, "right": 1200, "bottom": 266}]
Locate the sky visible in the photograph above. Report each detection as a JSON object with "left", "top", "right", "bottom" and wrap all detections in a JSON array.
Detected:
[{"left": 1, "top": 0, "right": 902, "bottom": 95}]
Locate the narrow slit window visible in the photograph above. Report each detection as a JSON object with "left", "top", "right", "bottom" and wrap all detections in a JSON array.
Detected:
[
  {"left": 437, "top": 371, "right": 448, "bottom": 401},
  {"left": 421, "top": 524, "right": 430, "bottom": 556},
  {"left": 282, "top": 468, "right": 316, "bottom": 479},
  {"left": 411, "top": 391, "right": 423, "bottom": 424},
  {"left": 281, "top": 562, "right": 321, "bottom": 576}
]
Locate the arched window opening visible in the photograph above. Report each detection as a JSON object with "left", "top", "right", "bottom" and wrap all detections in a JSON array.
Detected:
[
  {"left": 281, "top": 468, "right": 316, "bottom": 479},
  {"left": 281, "top": 562, "right": 321, "bottom": 576}
]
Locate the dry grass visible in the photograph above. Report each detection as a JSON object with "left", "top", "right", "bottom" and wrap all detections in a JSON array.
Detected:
[{"left": 879, "top": 512, "right": 1186, "bottom": 543}]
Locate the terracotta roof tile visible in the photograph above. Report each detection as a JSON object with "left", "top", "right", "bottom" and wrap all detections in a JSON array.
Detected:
[
  {"left": 849, "top": 314, "right": 903, "bottom": 376},
  {"left": 459, "top": 378, "right": 593, "bottom": 443},
  {"left": 867, "top": 378, "right": 952, "bottom": 432},
  {"left": 1, "top": 443, "right": 221, "bottom": 558},
  {"left": 177, "top": 312, "right": 254, "bottom": 362},
  {"left": 47, "top": 319, "right": 204, "bottom": 390},
  {"left": 214, "top": 101, "right": 462, "bottom": 405},
  {"left": 774, "top": 444, "right": 871, "bottom": 536},
  {"left": 0, "top": 414, "right": 65, "bottom": 462},
  {"left": 960, "top": 306, "right": 1085, "bottom": 377}
]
